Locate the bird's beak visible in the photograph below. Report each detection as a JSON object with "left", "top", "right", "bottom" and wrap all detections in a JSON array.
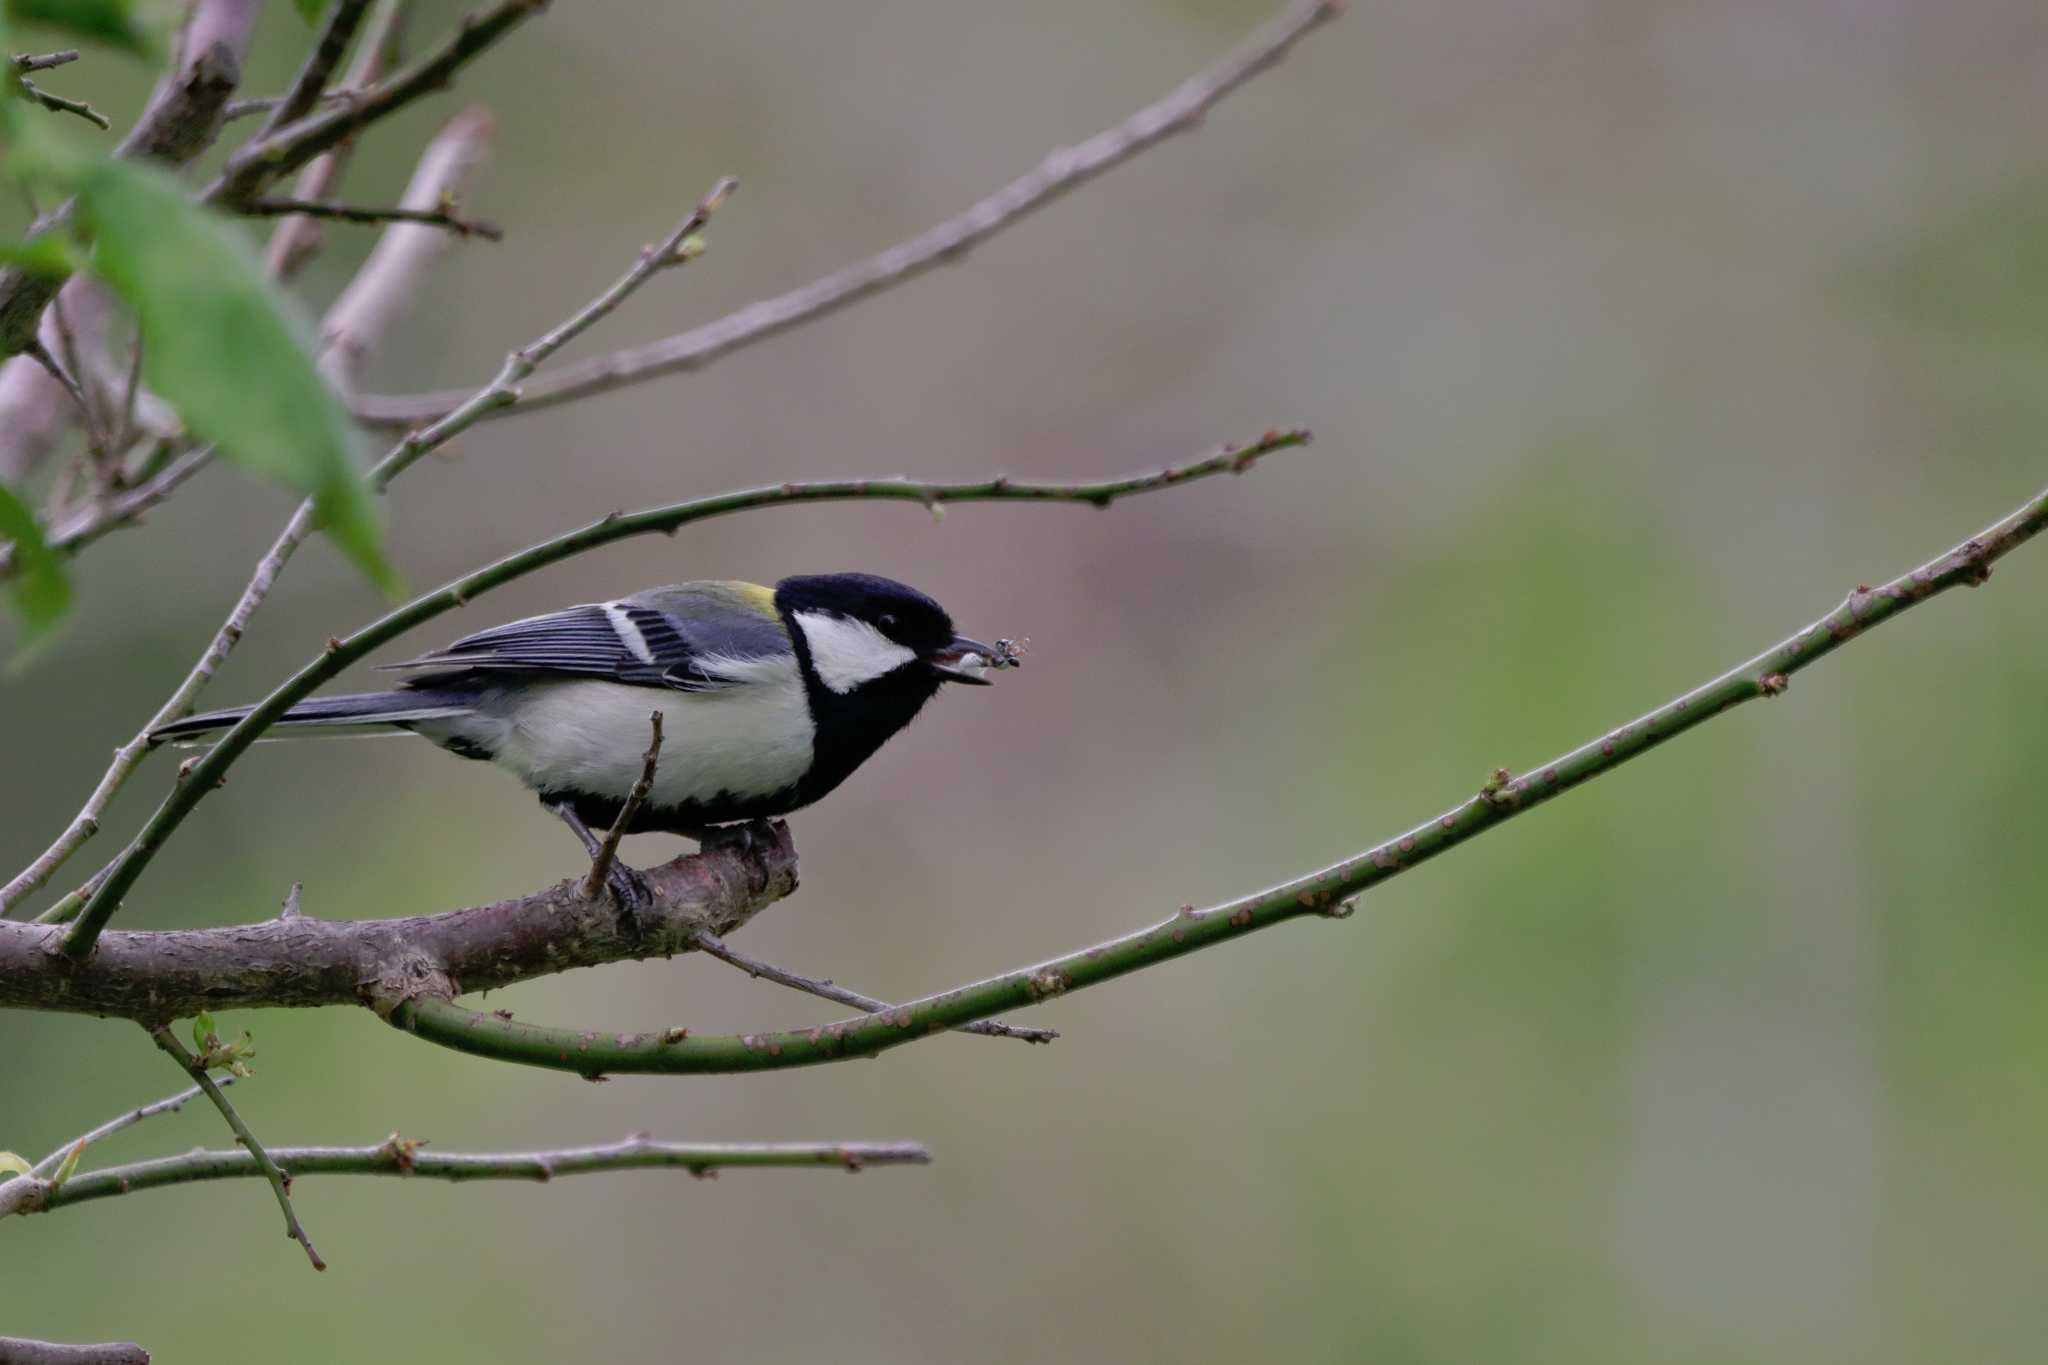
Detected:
[{"left": 929, "top": 635, "right": 1009, "bottom": 685}]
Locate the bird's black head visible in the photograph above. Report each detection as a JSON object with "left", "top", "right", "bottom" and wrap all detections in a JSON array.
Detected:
[
  {"left": 774, "top": 573, "right": 1008, "bottom": 692},
  {"left": 774, "top": 573, "right": 1013, "bottom": 810}
]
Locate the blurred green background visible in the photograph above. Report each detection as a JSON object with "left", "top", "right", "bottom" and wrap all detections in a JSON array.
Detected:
[{"left": 6, "top": 1, "right": 2048, "bottom": 1360}]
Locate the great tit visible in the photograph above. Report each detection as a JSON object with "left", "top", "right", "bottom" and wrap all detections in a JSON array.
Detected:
[{"left": 152, "top": 573, "right": 1018, "bottom": 912}]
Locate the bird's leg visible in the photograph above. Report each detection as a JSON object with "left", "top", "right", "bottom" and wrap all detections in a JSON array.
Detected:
[{"left": 545, "top": 798, "right": 654, "bottom": 929}]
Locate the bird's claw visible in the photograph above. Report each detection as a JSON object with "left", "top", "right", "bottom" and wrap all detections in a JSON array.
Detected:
[{"left": 606, "top": 861, "right": 656, "bottom": 933}]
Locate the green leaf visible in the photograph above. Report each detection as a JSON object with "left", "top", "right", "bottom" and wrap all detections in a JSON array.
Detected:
[
  {"left": 0, "top": 481, "right": 69, "bottom": 665},
  {"left": 49, "top": 1139, "right": 83, "bottom": 1186},
  {"left": 71, "top": 160, "right": 400, "bottom": 596},
  {"left": 295, "top": 0, "right": 328, "bottom": 26},
  {"left": 191, "top": 1011, "right": 215, "bottom": 1053},
  {"left": 0, "top": 236, "right": 86, "bottom": 277},
  {"left": 5, "top": 0, "right": 158, "bottom": 59},
  {"left": 0, "top": 1151, "right": 31, "bottom": 1180}
]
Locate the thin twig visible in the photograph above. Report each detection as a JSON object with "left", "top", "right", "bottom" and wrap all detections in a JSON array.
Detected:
[
  {"left": 45, "top": 290, "right": 112, "bottom": 468},
  {"left": 382, "top": 478, "right": 2048, "bottom": 1077},
  {"left": 242, "top": 195, "right": 502, "bottom": 239},
  {"left": 41, "top": 446, "right": 211, "bottom": 553},
  {"left": 353, "top": 0, "right": 1342, "bottom": 429},
  {"left": 49, "top": 429, "right": 1308, "bottom": 952},
  {"left": 584, "top": 712, "right": 662, "bottom": 900},
  {"left": 147, "top": 1025, "right": 325, "bottom": 1271},
  {"left": 12, "top": 50, "right": 82, "bottom": 73},
  {"left": 204, "top": 0, "right": 546, "bottom": 207},
  {"left": 367, "top": 174, "right": 734, "bottom": 488},
  {"left": 16, "top": 79, "right": 111, "bottom": 130},
  {"left": 257, "top": 0, "right": 372, "bottom": 135},
  {"left": 263, "top": 0, "right": 409, "bottom": 282},
  {"left": 19, "top": 341, "right": 92, "bottom": 430},
  {"left": 222, "top": 89, "right": 352, "bottom": 122},
  {"left": 36, "top": 1134, "right": 929, "bottom": 1212},
  {"left": 691, "top": 931, "right": 1057, "bottom": 1044},
  {"left": 111, "top": 328, "right": 144, "bottom": 455},
  {"left": 30, "top": 1075, "right": 237, "bottom": 1178}
]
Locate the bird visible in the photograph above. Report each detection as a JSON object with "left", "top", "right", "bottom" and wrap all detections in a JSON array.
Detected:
[{"left": 152, "top": 573, "right": 1019, "bottom": 917}]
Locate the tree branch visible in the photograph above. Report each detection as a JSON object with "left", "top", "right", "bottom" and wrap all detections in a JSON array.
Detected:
[
  {"left": 15, "top": 79, "right": 111, "bottom": 130},
  {"left": 31, "top": 1075, "right": 236, "bottom": 1178},
  {"left": 0, "top": 834, "right": 798, "bottom": 1017},
  {"left": 351, "top": 0, "right": 1342, "bottom": 430},
  {"left": 204, "top": 0, "right": 546, "bottom": 208},
  {"left": 357, "top": 174, "right": 733, "bottom": 492},
  {"left": 0, "top": 1338, "right": 148, "bottom": 1365},
  {"left": 691, "top": 931, "right": 1056, "bottom": 1045},
  {"left": 11, "top": 51, "right": 82, "bottom": 74},
  {"left": 240, "top": 195, "right": 502, "bottom": 240},
  {"left": 148, "top": 1025, "right": 325, "bottom": 1271},
  {"left": 258, "top": 0, "right": 374, "bottom": 136},
  {"left": 263, "top": 0, "right": 410, "bottom": 283},
  {"left": 34, "top": 1134, "right": 928, "bottom": 1213},
  {"left": 368, "top": 478, "right": 2048, "bottom": 1077},
  {"left": 49, "top": 428, "right": 1308, "bottom": 956}
]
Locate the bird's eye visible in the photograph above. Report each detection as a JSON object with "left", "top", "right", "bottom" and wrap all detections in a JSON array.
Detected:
[{"left": 879, "top": 613, "right": 898, "bottom": 631}]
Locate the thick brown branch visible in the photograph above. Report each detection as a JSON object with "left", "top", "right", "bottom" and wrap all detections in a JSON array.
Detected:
[{"left": 0, "top": 833, "right": 796, "bottom": 1020}]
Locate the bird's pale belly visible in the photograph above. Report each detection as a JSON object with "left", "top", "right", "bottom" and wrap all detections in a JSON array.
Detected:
[{"left": 416, "top": 676, "right": 817, "bottom": 830}]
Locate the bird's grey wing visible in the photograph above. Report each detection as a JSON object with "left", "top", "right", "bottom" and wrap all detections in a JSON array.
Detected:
[{"left": 379, "top": 587, "right": 789, "bottom": 692}]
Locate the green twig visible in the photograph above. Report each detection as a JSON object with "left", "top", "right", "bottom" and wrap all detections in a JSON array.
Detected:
[
  {"left": 384, "top": 479, "right": 2048, "bottom": 1077},
  {"left": 39, "top": 1135, "right": 929, "bottom": 1211},
  {"left": 147, "top": 1026, "right": 325, "bottom": 1271},
  {"left": 51, "top": 428, "right": 1310, "bottom": 955}
]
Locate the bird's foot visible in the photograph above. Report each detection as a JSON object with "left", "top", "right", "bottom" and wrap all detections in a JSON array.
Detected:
[{"left": 605, "top": 860, "right": 657, "bottom": 934}]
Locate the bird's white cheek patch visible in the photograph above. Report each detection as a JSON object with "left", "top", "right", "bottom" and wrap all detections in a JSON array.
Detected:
[{"left": 795, "top": 611, "right": 917, "bottom": 693}]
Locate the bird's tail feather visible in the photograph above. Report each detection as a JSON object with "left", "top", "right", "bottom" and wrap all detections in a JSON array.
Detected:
[{"left": 149, "top": 691, "right": 470, "bottom": 746}]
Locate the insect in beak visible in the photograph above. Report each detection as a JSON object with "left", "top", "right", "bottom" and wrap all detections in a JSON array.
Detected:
[{"left": 930, "top": 635, "right": 1024, "bottom": 685}]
